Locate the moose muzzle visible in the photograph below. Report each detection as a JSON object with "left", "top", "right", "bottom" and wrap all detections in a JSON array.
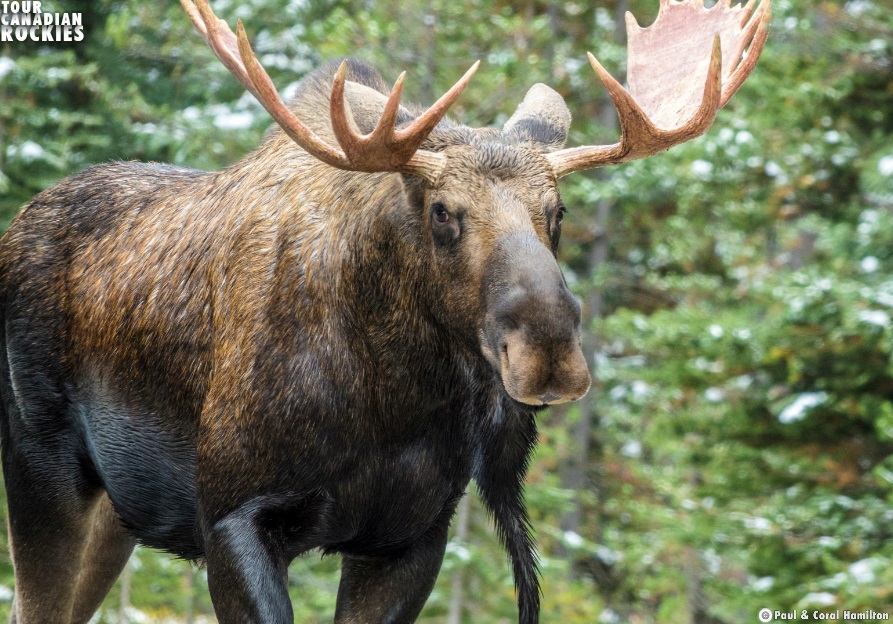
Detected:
[{"left": 480, "top": 234, "right": 591, "bottom": 406}]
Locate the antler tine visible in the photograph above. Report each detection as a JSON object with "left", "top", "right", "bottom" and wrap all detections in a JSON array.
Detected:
[
  {"left": 397, "top": 62, "right": 480, "bottom": 142},
  {"left": 182, "top": 0, "right": 348, "bottom": 168},
  {"left": 547, "top": 0, "right": 771, "bottom": 178},
  {"left": 720, "top": 0, "right": 771, "bottom": 107},
  {"left": 181, "top": 0, "right": 258, "bottom": 102},
  {"left": 370, "top": 72, "right": 408, "bottom": 144},
  {"left": 236, "top": 21, "right": 348, "bottom": 168},
  {"left": 329, "top": 61, "right": 405, "bottom": 170},
  {"left": 330, "top": 60, "right": 480, "bottom": 173},
  {"left": 183, "top": 0, "right": 473, "bottom": 180}
]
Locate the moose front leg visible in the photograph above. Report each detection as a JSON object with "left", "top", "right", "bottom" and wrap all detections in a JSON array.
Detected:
[
  {"left": 474, "top": 405, "right": 541, "bottom": 624},
  {"left": 204, "top": 505, "right": 293, "bottom": 624},
  {"left": 334, "top": 507, "right": 453, "bottom": 624}
]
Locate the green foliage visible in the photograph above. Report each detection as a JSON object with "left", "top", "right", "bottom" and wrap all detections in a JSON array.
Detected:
[
  {"left": 1, "top": 0, "right": 892, "bottom": 622},
  {"left": 584, "top": 2, "right": 893, "bottom": 620}
]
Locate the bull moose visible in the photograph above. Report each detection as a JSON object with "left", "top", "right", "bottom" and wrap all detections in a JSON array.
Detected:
[{"left": 0, "top": 0, "right": 770, "bottom": 621}]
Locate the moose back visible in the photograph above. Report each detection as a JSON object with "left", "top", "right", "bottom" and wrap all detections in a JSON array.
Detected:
[{"left": 0, "top": 0, "right": 769, "bottom": 622}]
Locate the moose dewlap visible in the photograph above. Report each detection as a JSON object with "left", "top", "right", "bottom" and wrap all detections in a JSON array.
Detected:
[{"left": 0, "top": 0, "right": 769, "bottom": 622}]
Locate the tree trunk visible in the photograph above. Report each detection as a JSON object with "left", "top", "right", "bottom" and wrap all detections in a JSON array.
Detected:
[
  {"left": 183, "top": 566, "right": 196, "bottom": 624},
  {"left": 556, "top": 0, "right": 628, "bottom": 578},
  {"left": 117, "top": 553, "right": 133, "bottom": 623},
  {"left": 419, "top": 0, "right": 437, "bottom": 105},
  {"left": 447, "top": 492, "right": 472, "bottom": 624}
]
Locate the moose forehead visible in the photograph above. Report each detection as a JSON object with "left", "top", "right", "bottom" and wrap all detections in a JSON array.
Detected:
[
  {"left": 435, "top": 142, "right": 557, "bottom": 197},
  {"left": 430, "top": 142, "right": 560, "bottom": 242}
]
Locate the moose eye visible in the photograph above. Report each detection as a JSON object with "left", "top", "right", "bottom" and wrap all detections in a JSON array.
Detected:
[
  {"left": 556, "top": 204, "right": 567, "bottom": 225},
  {"left": 432, "top": 202, "right": 449, "bottom": 224},
  {"left": 430, "top": 201, "right": 460, "bottom": 246}
]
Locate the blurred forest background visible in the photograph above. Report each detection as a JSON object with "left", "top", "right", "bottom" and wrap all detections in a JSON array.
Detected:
[{"left": 1, "top": 0, "right": 893, "bottom": 622}]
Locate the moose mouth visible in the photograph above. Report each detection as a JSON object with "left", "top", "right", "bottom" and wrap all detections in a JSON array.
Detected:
[{"left": 479, "top": 327, "right": 591, "bottom": 408}]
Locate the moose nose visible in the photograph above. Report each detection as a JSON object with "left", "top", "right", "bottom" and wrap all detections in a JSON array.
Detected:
[
  {"left": 482, "top": 234, "right": 591, "bottom": 406},
  {"left": 499, "top": 327, "right": 590, "bottom": 405}
]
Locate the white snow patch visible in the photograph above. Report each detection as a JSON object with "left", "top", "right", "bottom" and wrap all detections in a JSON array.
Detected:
[
  {"left": 16, "top": 141, "right": 45, "bottom": 161},
  {"left": 800, "top": 592, "right": 836, "bottom": 608},
  {"left": 704, "top": 549, "right": 721, "bottom": 574},
  {"left": 835, "top": 495, "right": 855, "bottom": 509},
  {"left": 691, "top": 159, "right": 713, "bottom": 177},
  {"left": 281, "top": 80, "right": 302, "bottom": 102},
  {"left": 609, "top": 385, "right": 627, "bottom": 400},
  {"left": 122, "top": 607, "right": 151, "bottom": 624},
  {"left": 734, "top": 374, "right": 753, "bottom": 389},
  {"left": 46, "top": 67, "right": 70, "bottom": 80},
  {"left": 182, "top": 106, "right": 202, "bottom": 121},
  {"left": 878, "top": 290, "right": 893, "bottom": 308},
  {"left": 744, "top": 516, "right": 772, "bottom": 532},
  {"left": 213, "top": 110, "right": 255, "bottom": 130},
  {"left": 858, "top": 309, "right": 890, "bottom": 327},
  {"left": 845, "top": 1, "right": 874, "bottom": 17},
  {"left": 620, "top": 440, "right": 642, "bottom": 458},
  {"left": 779, "top": 392, "right": 828, "bottom": 424},
  {"left": 631, "top": 380, "right": 651, "bottom": 397},
  {"left": 595, "top": 544, "right": 621, "bottom": 564},
  {"left": 861, "top": 208, "right": 879, "bottom": 224},
  {"left": 705, "top": 387, "right": 725, "bottom": 403},
  {"left": 848, "top": 559, "right": 876, "bottom": 584},
  {"left": 861, "top": 256, "right": 879, "bottom": 273},
  {"left": 446, "top": 541, "right": 471, "bottom": 562},
  {"left": 563, "top": 531, "right": 584, "bottom": 548},
  {"left": 878, "top": 155, "right": 893, "bottom": 177},
  {"left": 0, "top": 57, "right": 14, "bottom": 81},
  {"left": 133, "top": 122, "right": 157, "bottom": 135}
]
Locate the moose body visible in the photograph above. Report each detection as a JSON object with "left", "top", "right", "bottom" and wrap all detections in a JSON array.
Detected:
[
  {"left": 0, "top": 61, "right": 585, "bottom": 623},
  {"left": 0, "top": 0, "right": 770, "bottom": 621}
]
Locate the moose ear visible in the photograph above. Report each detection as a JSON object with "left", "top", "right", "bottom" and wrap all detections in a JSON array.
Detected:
[
  {"left": 502, "top": 84, "right": 571, "bottom": 152},
  {"left": 342, "top": 81, "right": 416, "bottom": 135}
]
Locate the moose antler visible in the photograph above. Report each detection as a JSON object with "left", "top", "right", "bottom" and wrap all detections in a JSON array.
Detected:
[
  {"left": 180, "top": 0, "right": 477, "bottom": 181},
  {"left": 547, "top": 0, "right": 771, "bottom": 178}
]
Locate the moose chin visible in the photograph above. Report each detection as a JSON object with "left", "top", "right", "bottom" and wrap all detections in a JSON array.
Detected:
[{"left": 0, "top": 0, "right": 769, "bottom": 622}]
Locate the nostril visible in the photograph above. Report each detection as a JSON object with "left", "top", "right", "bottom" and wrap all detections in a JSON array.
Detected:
[
  {"left": 539, "top": 392, "right": 560, "bottom": 404},
  {"left": 498, "top": 341, "right": 511, "bottom": 374}
]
